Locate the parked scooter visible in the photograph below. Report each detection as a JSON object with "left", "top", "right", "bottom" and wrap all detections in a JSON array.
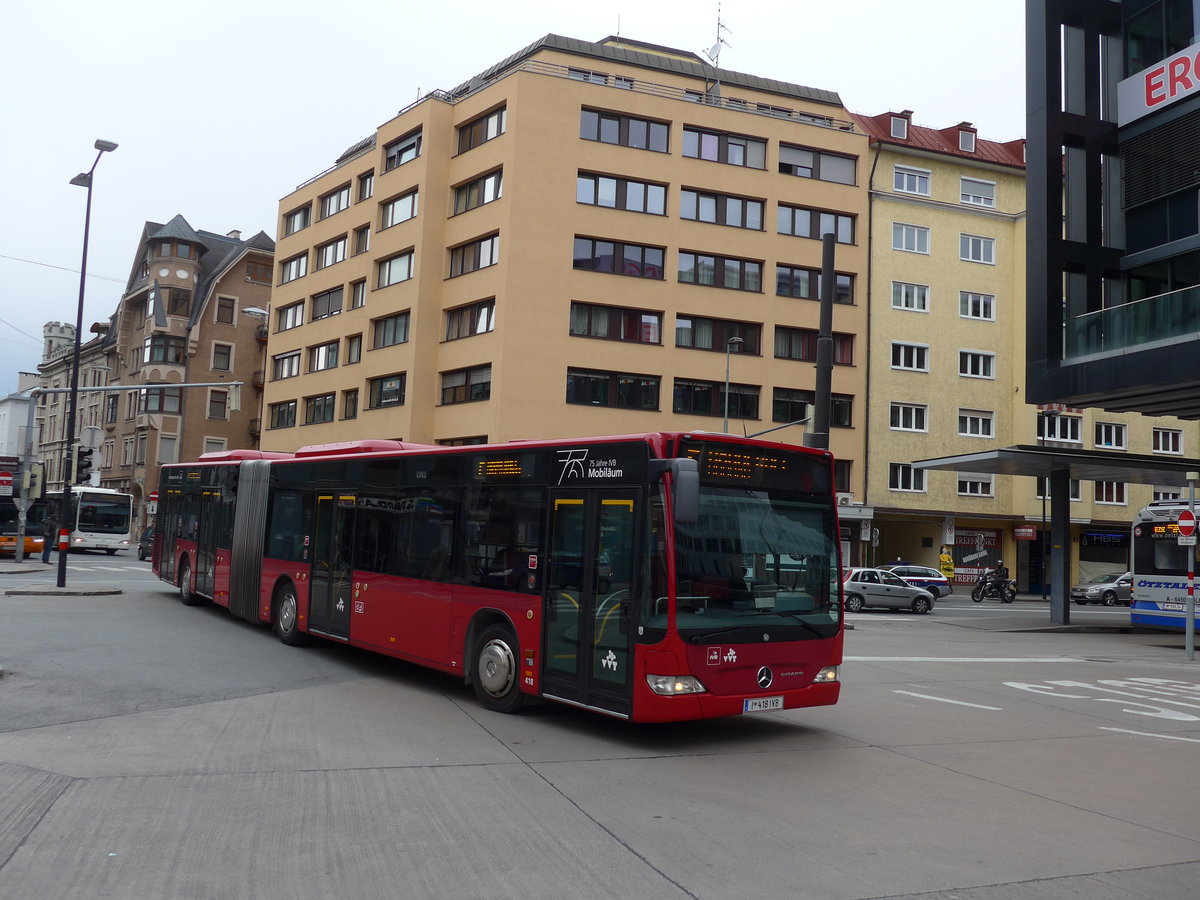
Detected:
[{"left": 971, "top": 573, "right": 1016, "bottom": 603}]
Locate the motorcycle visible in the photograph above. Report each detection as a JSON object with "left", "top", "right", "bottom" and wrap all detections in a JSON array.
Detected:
[{"left": 972, "top": 573, "right": 1016, "bottom": 603}]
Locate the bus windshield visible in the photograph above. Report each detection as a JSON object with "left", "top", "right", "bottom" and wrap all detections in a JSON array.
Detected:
[
  {"left": 77, "top": 494, "right": 132, "bottom": 534},
  {"left": 673, "top": 485, "right": 840, "bottom": 641}
]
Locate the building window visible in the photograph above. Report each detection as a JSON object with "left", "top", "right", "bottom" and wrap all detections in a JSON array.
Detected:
[
  {"left": 577, "top": 173, "right": 666, "bottom": 215},
  {"left": 454, "top": 172, "right": 502, "bottom": 215},
  {"left": 1038, "top": 413, "right": 1082, "bottom": 442},
  {"left": 283, "top": 205, "right": 311, "bottom": 236},
  {"left": 269, "top": 400, "right": 297, "bottom": 429},
  {"left": 202, "top": 438, "right": 226, "bottom": 455},
  {"left": 677, "top": 317, "right": 760, "bottom": 354},
  {"left": 673, "top": 378, "right": 759, "bottom": 419},
  {"left": 778, "top": 144, "right": 856, "bottom": 183},
  {"left": 891, "top": 342, "right": 929, "bottom": 372},
  {"left": 678, "top": 251, "right": 762, "bottom": 291},
  {"left": 893, "top": 223, "right": 930, "bottom": 253},
  {"left": 450, "top": 234, "right": 500, "bottom": 277},
  {"left": 105, "top": 394, "right": 118, "bottom": 424},
  {"left": 215, "top": 297, "right": 236, "bottom": 324},
  {"left": 353, "top": 226, "right": 370, "bottom": 256},
  {"left": 579, "top": 108, "right": 669, "bottom": 152},
  {"left": 681, "top": 189, "right": 764, "bottom": 229},
  {"left": 960, "top": 233, "right": 995, "bottom": 264},
  {"left": 381, "top": 190, "right": 419, "bottom": 228},
  {"left": 961, "top": 177, "right": 996, "bottom": 207},
  {"left": 1095, "top": 481, "right": 1126, "bottom": 504},
  {"left": 372, "top": 311, "right": 410, "bottom": 349},
  {"left": 143, "top": 335, "right": 186, "bottom": 364},
  {"left": 208, "top": 390, "right": 229, "bottom": 420},
  {"left": 682, "top": 126, "right": 766, "bottom": 168},
  {"left": 246, "top": 261, "right": 271, "bottom": 284},
  {"left": 570, "top": 302, "right": 660, "bottom": 344},
  {"left": 1094, "top": 422, "right": 1127, "bottom": 449},
  {"left": 139, "top": 386, "right": 182, "bottom": 414},
  {"left": 280, "top": 254, "right": 308, "bottom": 284},
  {"left": 958, "top": 409, "right": 994, "bottom": 437},
  {"left": 890, "top": 116, "right": 908, "bottom": 139},
  {"left": 319, "top": 185, "right": 350, "bottom": 219},
  {"left": 573, "top": 237, "right": 664, "bottom": 278},
  {"left": 358, "top": 171, "right": 374, "bottom": 202},
  {"left": 959, "top": 129, "right": 976, "bottom": 152},
  {"left": 566, "top": 368, "right": 660, "bottom": 410},
  {"left": 343, "top": 389, "right": 359, "bottom": 419},
  {"left": 446, "top": 299, "right": 496, "bottom": 340},
  {"left": 315, "top": 236, "right": 347, "bottom": 270},
  {"left": 775, "top": 327, "right": 853, "bottom": 364},
  {"left": 889, "top": 463, "right": 926, "bottom": 492},
  {"left": 959, "top": 350, "right": 995, "bottom": 378},
  {"left": 960, "top": 291, "right": 995, "bottom": 320},
  {"left": 441, "top": 365, "right": 491, "bottom": 405},
  {"left": 304, "top": 393, "right": 336, "bottom": 424},
  {"left": 345, "top": 334, "right": 362, "bottom": 365},
  {"left": 892, "top": 281, "right": 929, "bottom": 312},
  {"left": 157, "top": 435, "right": 177, "bottom": 465},
  {"left": 890, "top": 403, "right": 927, "bottom": 431},
  {"left": 776, "top": 265, "right": 853, "bottom": 303},
  {"left": 272, "top": 351, "right": 301, "bottom": 380},
  {"left": 958, "top": 472, "right": 994, "bottom": 496},
  {"left": 776, "top": 205, "right": 854, "bottom": 243},
  {"left": 350, "top": 280, "right": 366, "bottom": 309},
  {"left": 1153, "top": 427, "right": 1183, "bottom": 454},
  {"left": 168, "top": 289, "right": 191, "bottom": 316},
  {"left": 894, "top": 165, "right": 930, "bottom": 195},
  {"left": 212, "top": 343, "right": 232, "bottom": 371},
  {"left": 308, "top": 340, "right": 339, "bottom": 372},
  {"left": 384, "top": 129, "right": 422, "bottom": 171},
  {"left": 1154, "top": 487, "right": 1182, "bottom": 502},
  {"left": 378, "top": 250, "right": 414, "bottom": 288},
  {"left": 773, "top": 388, "right": 810, "bottom": 424},
  {"left": 277, "top": 302, "right": 303, "bottom": 331},
  {"left": 458, "top": 106, "right": 506, "bottom": 153},
  {"left": 311, "top": 287, "right": 344, "bottom": 321},
  {"left": 1036, "top": 476, "right": 1081, "bottom": 500},
  {"left": 368, "top": 373, "right": 406, "bottom": 408}
]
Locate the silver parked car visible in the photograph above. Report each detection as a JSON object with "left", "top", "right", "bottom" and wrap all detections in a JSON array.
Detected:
[
  {"left": 842, "top": 567, "right": 936, "bottom": 614},
  {"left": 1070, "top": 571, "right": 1132, "bottom": 606}
]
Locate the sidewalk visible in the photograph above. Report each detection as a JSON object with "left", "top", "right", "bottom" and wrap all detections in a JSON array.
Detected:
[{"left": 0, "top": 557, "right": 122, "bottom": 596}]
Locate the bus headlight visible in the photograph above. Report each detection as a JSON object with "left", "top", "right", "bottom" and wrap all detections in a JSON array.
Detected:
[
  {"left": 813, "top": 666, "right": 839, "bottom": 684},
  {"left": 646, "top": 674, "right": 707, "bottom": 695}
]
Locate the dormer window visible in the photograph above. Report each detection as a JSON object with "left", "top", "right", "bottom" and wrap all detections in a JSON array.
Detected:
[
  {"left": 959, "top": 129, "right": 976, "bottom": 152},
  {"left": 890, "top": 116, "right": 908, "bottom": 139}
]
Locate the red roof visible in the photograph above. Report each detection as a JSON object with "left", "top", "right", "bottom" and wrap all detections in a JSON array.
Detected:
[{"left": 852, "top": 111, "right": 1025, "bottom": 169}]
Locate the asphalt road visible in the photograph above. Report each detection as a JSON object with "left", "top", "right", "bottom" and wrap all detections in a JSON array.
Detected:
[{"left": 1, "top": 575, "right": 1198, "bottom": 899}]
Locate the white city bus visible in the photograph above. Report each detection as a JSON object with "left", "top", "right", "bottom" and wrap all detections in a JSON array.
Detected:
[{"left": 66, "top": 486, "right": 134, "bottom": 554}]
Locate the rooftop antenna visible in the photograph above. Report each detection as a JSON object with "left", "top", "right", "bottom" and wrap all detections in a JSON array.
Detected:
[{"left": 701, "top": 3, "right": 732, "bottom": 100}]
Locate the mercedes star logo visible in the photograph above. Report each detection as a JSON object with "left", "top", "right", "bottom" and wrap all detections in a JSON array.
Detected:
[{"left": 757, "top": 666, "right": 773, "bottom": 689}]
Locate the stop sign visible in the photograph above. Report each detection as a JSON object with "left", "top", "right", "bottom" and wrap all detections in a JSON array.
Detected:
[{"left": 1179, "top": 509, "right": 1196, "bottom": 536}]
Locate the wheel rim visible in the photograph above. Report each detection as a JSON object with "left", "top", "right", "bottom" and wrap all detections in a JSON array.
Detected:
[
  {"left": 1103, "top": 593, "right": 1115, "bottom": 606},
  {"left": 845, "top": 596, "right": 863, "bottom": 612},
  {"left": 477, "top": 637, "right": 516, "bottom": 698},
  {"left": 914, "top": 598, "right": 929, "bottom": 614},
  {"left": 278, "top": 591, "right": 297, "bottom": 633}
]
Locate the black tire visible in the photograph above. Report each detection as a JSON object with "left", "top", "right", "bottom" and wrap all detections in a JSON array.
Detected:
[
  {"left": 971, "top": 585, "right": 984, "bottom": 602},
  {"left": 105, "top": 549, "right": 117, "bottom": 556},
  {"left": 844, "top": 594, "right": 865, "bottom": 613},
  {"left": 471, "top": 623, "right": 525, "bottom": 713},
  {"left": 178, "top": 559, "right": 200, "bottom": 606},
  {"left": 273, "top": 582, "right": 307, "bottom": 646},
  {"left": 911, "top": 596, "right": 931, "bottom": 615},
  {"left": 138, "top": 549, "right": 148, "bottom": 561},
  {"left": 1002, "top": 591, "right": 1016, "bottom": 604},
  {"left": 1101, "top": 591, "right": 1117, "bottom": 606},
  {"left": 1074, "top": 597, "right": 1088, "bottom": 605}
]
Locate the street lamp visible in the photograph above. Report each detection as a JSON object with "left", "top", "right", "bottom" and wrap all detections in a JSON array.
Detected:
[
  {"left": 58, "top": 139, "right": 117, "bottom": 587},
  {"left": 722, "top": 335, "right": 744, "bottom": 433}
]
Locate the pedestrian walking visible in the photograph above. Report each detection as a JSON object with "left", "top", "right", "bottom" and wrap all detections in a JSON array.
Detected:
[{"left": 41, "top": 513, "right": 58, "bottom": 564}]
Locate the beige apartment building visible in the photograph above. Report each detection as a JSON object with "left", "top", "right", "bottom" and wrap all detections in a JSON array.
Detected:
[
  {"left": 35, "top": 322, "right": 111, "bottom": 493},
  {"left": 856, "top": 111, "right": 1196, "bottom": 590},
  {"left": 262, "top": 35, "right": 872, "bottom": 519}
]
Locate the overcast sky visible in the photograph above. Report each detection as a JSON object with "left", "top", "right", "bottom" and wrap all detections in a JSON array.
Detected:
[{"left": 0, "top": 0, "right": 1025, "bottom": 396}]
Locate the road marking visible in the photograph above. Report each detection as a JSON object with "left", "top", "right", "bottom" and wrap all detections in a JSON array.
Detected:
[
  {"left": 1099, "top": 727, "right": 1200, "bottom": 743},
  {"left": 892, "top": 690, "right": 1002, "bottom": 710},
  {"left": 847, "top": 656, "right": 1079, "bottom": 662},
  {"left": 120, "top": 566, "right": 147, "bottom": 571}
]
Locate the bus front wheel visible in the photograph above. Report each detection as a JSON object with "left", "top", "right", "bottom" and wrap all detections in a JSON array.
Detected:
[
  {"left": 273, "top": 583, "right": 307, "bottom": 646},
  {"left": 472, "top": 623, "right": 525, "bottom": 714},
  {"left": 178, "top": 560, "right": 200, "bottom": 606}
]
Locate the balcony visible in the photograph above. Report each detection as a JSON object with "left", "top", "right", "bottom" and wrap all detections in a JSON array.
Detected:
[
  {"left": 252, "top": 369, "right": 265, "bottom": 391},
  {"left": 248, "top": 418, "right": 261, "bottom": 437},
  {"left": 255, "top": 324, "right": 268, "bottom": 344},
  {"left": 1066, "top": 284, "right": 1200, "bottom": 359}
]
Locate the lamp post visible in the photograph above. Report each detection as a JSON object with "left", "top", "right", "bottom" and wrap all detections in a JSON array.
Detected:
[
  {"left": 58, "top": 139, "right": 117, "bottom": 587},
  {"left": 722, "top": 335, "right": 744, "bottom": 434}
]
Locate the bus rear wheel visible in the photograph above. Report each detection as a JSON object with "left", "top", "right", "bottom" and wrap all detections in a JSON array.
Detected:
[
  {"left": 178, "top": 560, "right": 200, "bottom": 606},
  {"left": 472, "top": 623, "right": 525, "bottom": 713},
  {"left": 273, "top": 583, "right": 307, "bottom": 646}
]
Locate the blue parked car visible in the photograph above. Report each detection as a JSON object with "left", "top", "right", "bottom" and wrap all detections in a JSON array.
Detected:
[{"left": 882, "top": 564, "right": 953, "bottom": 597}]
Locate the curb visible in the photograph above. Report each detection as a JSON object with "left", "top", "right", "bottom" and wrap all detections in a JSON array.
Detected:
[{"left": 4, "top": 585, "right": 123, "bottom": 596}]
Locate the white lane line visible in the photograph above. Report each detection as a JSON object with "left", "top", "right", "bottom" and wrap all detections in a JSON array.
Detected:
[
  {"left": 892, "top": 690, "right": 1002, "bottom": 710},
  {"left": 119, "top": 566, "right": 147, "bottom": 571},
  {"left": 1099, "top": 727, "right": 1200, "bottom": 743},
  {"left": 847, "top": 656, "right": 1079, "bottom": 662}
]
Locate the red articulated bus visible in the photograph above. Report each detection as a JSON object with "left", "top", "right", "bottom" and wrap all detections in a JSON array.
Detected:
[{"left": 153, "top": 432, "right": 843, "bottom": 722}]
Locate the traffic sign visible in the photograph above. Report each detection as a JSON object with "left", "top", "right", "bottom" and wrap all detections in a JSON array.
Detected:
[
  {"left": 0, "top": 471, "right": 11, "bottom": 497},
  {"left": 149, "top": 491, "right": 159, "bottom": 502},
  {"left": 1178, "top": 509, "right": 1196, "bottom": 537}
]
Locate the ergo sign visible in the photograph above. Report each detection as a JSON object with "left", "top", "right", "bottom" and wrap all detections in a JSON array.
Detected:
[{"left": 1118, "top": 40, "right": 1200, "bottom": 126}]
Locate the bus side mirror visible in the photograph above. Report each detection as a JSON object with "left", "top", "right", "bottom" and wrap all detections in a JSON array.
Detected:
[{"left": 649, "top": 458, "right": 699, "bottom": 525}]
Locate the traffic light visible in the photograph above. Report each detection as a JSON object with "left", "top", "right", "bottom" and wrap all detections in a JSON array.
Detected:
[
  {"left": 75, "top": 446, "right": 94, "bottom": 484},
  {"left": 22, "top": 461, "right": 44, "bottom": 499}
]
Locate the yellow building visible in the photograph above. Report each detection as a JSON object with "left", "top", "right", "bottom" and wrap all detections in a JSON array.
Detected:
[
  {"left": 857, "top": 111, "right": 1195, "bottom": 590},
  {"left": 262, "top": 34, "right": 871, "bottom": 534}
]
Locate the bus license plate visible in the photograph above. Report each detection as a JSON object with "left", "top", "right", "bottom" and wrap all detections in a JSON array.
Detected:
[{"left": 744, "top": 696, "right": 783, "bottom": 713}]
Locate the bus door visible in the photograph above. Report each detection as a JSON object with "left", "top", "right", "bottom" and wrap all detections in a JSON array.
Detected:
[
  {"left": 542, "top": 490, "right": 639, "bottom": 716},
  {"left": 195, "top": 489, "right": 219, "bottom": 599},
  {"left": 309, "top": 493, "right": 355, "bottom": 639}
]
